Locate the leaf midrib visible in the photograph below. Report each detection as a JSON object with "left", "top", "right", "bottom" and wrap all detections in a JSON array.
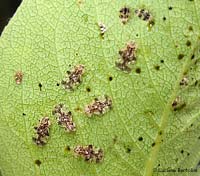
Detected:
[{"left": 144, "top": 42, "right": 197, "bottom": 176}]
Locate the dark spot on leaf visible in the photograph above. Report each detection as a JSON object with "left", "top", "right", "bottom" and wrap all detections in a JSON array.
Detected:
[
  {"left": 144, "top": 110, "right": 154, "bottom": 116},
  {"left": 154, "top": 65, "right": 160, "bottom": 71},
  {"left": 113, "top": 135, "right": 118, "bottom": 144},
  {"left": 74, "top": 107, "right": 82, "bottom": 112},
  {"left": 159, "top": 131, "right": 162, "bottom": 135},
  {"left": 187, "top": 152, "right": 190, "bottom": 156},
  {"left": 148, "top": 20, "right": 155, "bottom": 28},
  {"left": 138, "top": 137, "right": 143, "bottom": 141},
  {"left": 178, "top": 54, "right": 184, "bottom": 60},
  {"left": 77, "top": 0, "right": 84, "bottom": 5},
  {"left": 172, "top": 97, "right": 180, "bottom": 109},
  {"left": 173, "top": 103, "right": 186, "bottom": 111},
  {"left": 136, "top": 34, "right": 139, "bottom": 37},
  {"left": 158, "top": 164, "right": 160, "bottom": 167},
  {"left": 65, "top": 145, "right": 71, "bottom": 151},
  {"left": 163, "top": 17, "right": 166, "bottom": 21},
  {"left": 198, "top": 136, "right": 200, "bottom": 139},
  {"left": 186, "top": 40, "right": 191, "bottom": 47},
  {"left": 35, "top": 160, "right": 42, "bottom": 166},
  {"left": 38, "top": 83, "right": 42, "bottom": 91},
  {"left": 56, "top": 83, "right": 60, "bottom": 86},
  {"left": 194, "top": 80, "right": 198, "bottom": 86},
  {"left": 126, "top": 147, "right": 131, "bottom": 153},
  {"left": 99, "top": 34, "right": 104, "bottom": 40},
  {"left": 191, "top": 54, "right": 195, "bottom": 60},
  {"left": 160, "top": 60, "right": 164, "bottom": 63},
  {"left": 135, "top": 67, "right": 141, "bottom": 74},
  {"left": 181, "top": 150, "right": 184, "bottom": 154},
  {"left": 22, "top": 113, "right": 26, "bottom": 116},
  {"left": 188, "top": 26, "right": 193, "bottom": 31},
  {"left": 152, "top": 142, "right": 156, "bottom": 147},
  {"left": 168, "top": 6, "right": 173, "bottom": 10},
  {"left": 108, "top": 76, "right": 113, "bottom": 81},
  {"left": 86, "top": 87, "right": 91, "bottom": 92}
]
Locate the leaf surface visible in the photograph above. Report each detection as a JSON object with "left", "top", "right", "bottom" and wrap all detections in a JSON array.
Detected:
[{"left": 0, "top": 0, "right": 200, "bottom": 176}]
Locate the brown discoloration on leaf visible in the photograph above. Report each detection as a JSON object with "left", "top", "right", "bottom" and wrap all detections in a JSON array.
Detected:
[
  {"left": 52, "top": 104, "right": 76, "bottom": 132},
  {"left": 154, "top": 65, "right": 160, "bottom": 71},
  {"left": 151, "top": 142, "right": 156, "bottom": 147},
  {"left": 172, "top": 96, "right": 186, "bottom": 111},
  {"left": 74, "top": 106, "right": 82, "bottom": 112},
  {"left": 77, "top": 0, "right": 84, "bottom": 5},
  {"left": 172, "top": 97, "right": 180, "bottom": 108},
  {"left": 186, "top": 40, "right": 191, "bottom": 47},
  {"left": 85, "top": 96, "right": 112, "bottom": 117},
  {"left": 135, "top": 67, "right": 141, "bottom": 74},
  {"left": 119, "top": 7, "right": 131, "bottom": 24},
  {"left": 74, "top": 145, "right": 103, "bottom": 163},
  {"left": 98, "top": 22, "right": 107, "bottom": 36},
  {"left": 178, "top": 54, "right": 184, "bottom": 60},
  {"left": 61, "top": 64, "right": 85, "bottom": 90},
  {"left": 14, "top": 71, "right": 23, "bottom": 85},
  {"left": 38, "top": 83, "right": 42, "bottom": 91},
  {"left": 33, "top": 117, "right": 51, "bottom": 146},
  {"left": 108, "top": 76, "right": 113, "bottom": 81},
  {"left": 35, "top": 160, "right": 42, "bottom": 166},
  {"left": 64, "top": 145, "right": 71, "bottom": 152},
  {"left": 180, "top": 77, "right": 189, "bottom": 86},
  {"left": 116, "top": 41, "right": 137, "bottom": 72},
  {"left": 135, "top": 8, "right": 154, "bottom": 26}
]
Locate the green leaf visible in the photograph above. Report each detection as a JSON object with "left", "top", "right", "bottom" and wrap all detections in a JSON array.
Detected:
[{"left": 0, "top": 0, "right": 200, "bottom": 176}]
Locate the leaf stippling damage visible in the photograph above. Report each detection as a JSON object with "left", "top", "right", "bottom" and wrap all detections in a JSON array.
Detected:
[
  {"left": 33, "top": 117, "right": 51, "bottom": 146},
  {"left": 52, "top": 104, "right": 76, "bottom": 132},
  {"left": 74, "top": 145, "right": 103, "bottom": 163},
  {"left": 61, "top": 65, "right": 85, "bottom": 90},
  {"left": 119, "top": 7, "right": 131, "bottom": 24},
  {"left": 14, "top": 71, "right": 23, "bottom": 85},
  {"left": 116, "top": 41, "right": 137, "bottom": 72},
  {"left": 85, "top": 96, "right": 112, "bottom": 117}
]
